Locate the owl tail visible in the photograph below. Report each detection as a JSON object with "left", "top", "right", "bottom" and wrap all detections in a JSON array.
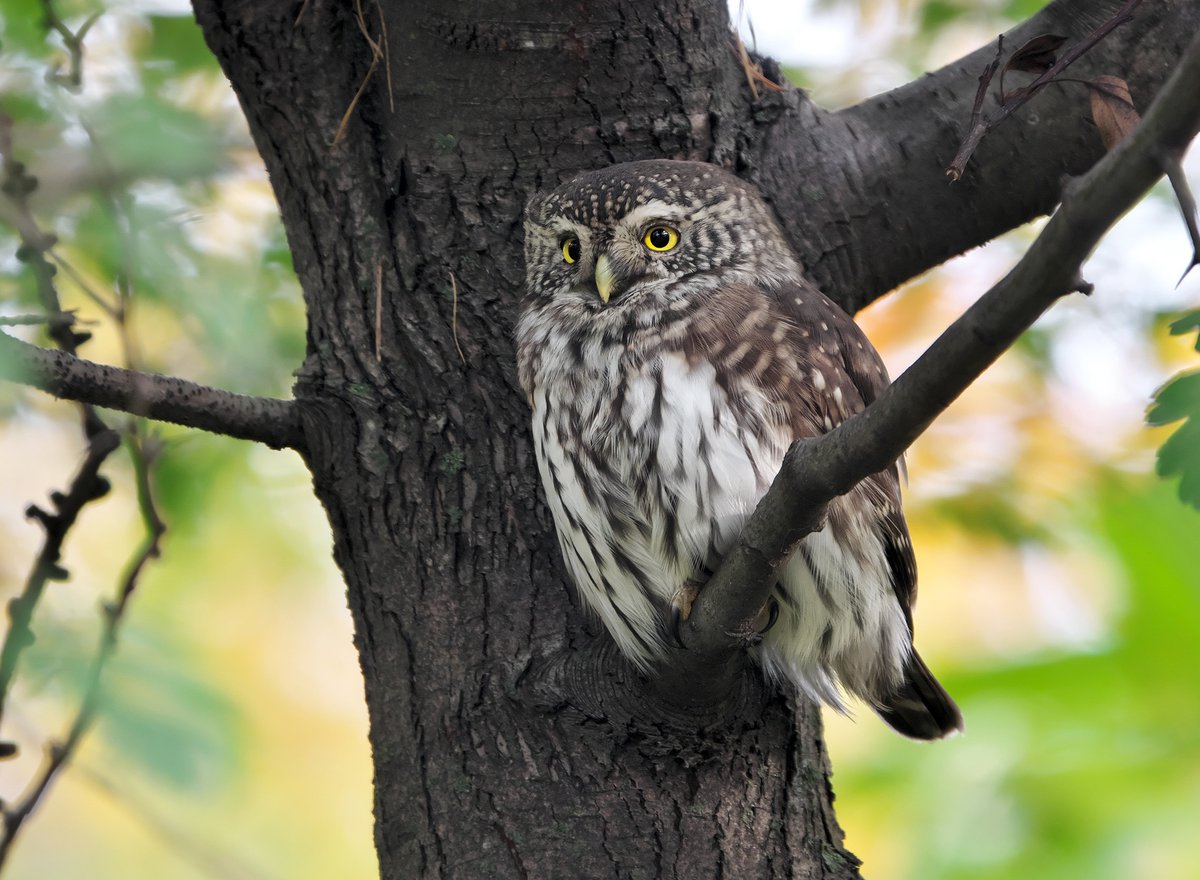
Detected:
[{"left": 874, "top": 650, "right": 963, "bottom": 741}]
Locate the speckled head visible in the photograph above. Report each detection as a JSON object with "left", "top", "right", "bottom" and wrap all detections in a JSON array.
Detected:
[{"left": 522, "top": 160, "right": 802, "bottom": 307}]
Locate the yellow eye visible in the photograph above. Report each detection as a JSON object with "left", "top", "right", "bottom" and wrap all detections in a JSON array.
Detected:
[
  {"left": 562, "top": 238, "right": 581, "bottom": 264},
  {"left": 643, "top": 226, "right": 679, "bottom": 252}
]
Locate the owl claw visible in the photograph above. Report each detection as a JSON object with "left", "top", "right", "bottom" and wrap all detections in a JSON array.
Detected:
[
  {"left": 760, "top": 598, "right": 780, "bottom": 635},
  {"left": 669, "top": 581, "right": 701, "bottom": 648},
  {"left": 670, "top": 607, "right": 687, "bottom": 648}
]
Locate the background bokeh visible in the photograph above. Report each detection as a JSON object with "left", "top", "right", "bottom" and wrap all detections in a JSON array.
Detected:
[{"left": 0, "top": 1, "right": 1197, "bottom": 877}]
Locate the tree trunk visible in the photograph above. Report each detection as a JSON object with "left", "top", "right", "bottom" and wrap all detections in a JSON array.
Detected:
[{"left": 188, "top": 1, "right": 1198, "bottom": 876}]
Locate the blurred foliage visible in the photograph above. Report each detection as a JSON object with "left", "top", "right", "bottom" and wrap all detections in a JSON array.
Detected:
[
  {"left": 0, "top": 2, "right": 371, "bottom": 878},
  {"left": 0, "top": 1, "right": 1196, "bottom": 880}
]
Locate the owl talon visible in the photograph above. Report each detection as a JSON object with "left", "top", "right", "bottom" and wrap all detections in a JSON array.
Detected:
[
  {"left": 760, "top": 598, "right": 780, "bottom": 635},
  {"left": 669, "top": 581, "right": 701, "bottom": 647},
  {"left": 670, "top": 607, "right": 687, "bottom": 648},
  {"left": 738, "top": 598, "right": 780, "bottom": 647}
]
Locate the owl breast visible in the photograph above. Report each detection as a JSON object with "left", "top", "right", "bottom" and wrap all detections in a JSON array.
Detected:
[
  {"left": 528, "top": 315, "right": 791, "bottom": 668},
  {"left": 524, "top": 301, "right": 912, "bottom": 706}
]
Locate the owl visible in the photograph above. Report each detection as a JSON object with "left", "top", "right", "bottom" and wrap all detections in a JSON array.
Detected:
[{"left": 516, "top": 160, "right": 962, "bottom": 740}]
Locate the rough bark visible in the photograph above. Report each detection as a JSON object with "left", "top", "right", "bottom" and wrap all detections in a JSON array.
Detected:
[{"left": 185, "top": 1, "right": 1200, "bottom": 877}]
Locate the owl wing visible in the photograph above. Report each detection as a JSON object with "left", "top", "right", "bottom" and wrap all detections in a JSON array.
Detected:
[{"left": 771, "top": 280, "right": 918, "bottom": 628}]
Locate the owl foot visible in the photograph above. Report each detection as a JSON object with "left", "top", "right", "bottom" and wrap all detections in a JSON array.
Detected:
[{"left": 670, "top": 587, "right": 780, "bottom": 648}]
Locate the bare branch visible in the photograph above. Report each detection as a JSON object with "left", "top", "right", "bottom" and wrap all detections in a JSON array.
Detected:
[
  {"left": 39, "top": 0, "right": 101, "bottom": 92},
  {"left": 0, "top": 332, "right": 305, "bottom": 451},
  {"left": 0, "top": 432, "right": 166, "bottom": 866},
  {"left": 0, "top": 107, "right": 123, "bottom": 752},
  {"left": 0, "top": 427, "right": 120, "bottom": 739},
  {"left": 754, "top": 0, "right": 1200, "bottom": 314},
  {"left": 684, "top": 25, "right": 1200, "bottom": 659},
  {"left": 947, "top": 0, "right": 1143, "bottom": 180}
]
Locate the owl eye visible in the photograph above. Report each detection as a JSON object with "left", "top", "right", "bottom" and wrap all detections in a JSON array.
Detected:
[
  {"left": 643, "top": 226, "right": 679, "bottom": 252},
  {"left": 561, "top": 238, "right": 581, "bottom": 264}
]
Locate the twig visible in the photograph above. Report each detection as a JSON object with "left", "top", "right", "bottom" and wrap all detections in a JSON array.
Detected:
[
  {"left": 39, "top": 0, "right": 101, "bottom": 91},
  {"left": 1, "top": 119, "right": 84, "bottom": 352},
  {"left": 374, "top": 261, "right": 383, "bottom": 363},
  {"left": 377, "top": 2, "right": 394, "bottom": 113},
  {"left": 0, "top": 112, "right": 122, "bottom": 748},
  {"left": 449, "top": 270, "right": 466, "bottom": 365},
  {"left": 0, "top": 311, "right": 83, "bottom": 328},
  {"left": 1160, "top": 148, "right": 1200, "bottom": 283},
  {"left": 685, "top": 24, "right": 1200, "bottom": 660},
  {"left": 44, "top": 252, "right": 120, "bottom": 318},
  {"left": 0, "top": 332, "right": 307, "bottom": 451},
  {"left": 0, "top": 428, "right": 120, "bottom": 736},
  {"left": 947, "top": 0, "right": 1144, "bottom": 180},
  {"left": 333, "top": 0, "right": 388, "bottom": 146},
  {"left": 75, "top": 763, "right": 281, "bottom": 880},
  {"left": 0, "top": 432, "right": 166, "bottom": 867}
]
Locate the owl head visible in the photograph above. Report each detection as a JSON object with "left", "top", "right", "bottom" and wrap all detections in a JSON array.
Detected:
[{"left": 522, "top": 160, "right": 802, "bottom": 310}]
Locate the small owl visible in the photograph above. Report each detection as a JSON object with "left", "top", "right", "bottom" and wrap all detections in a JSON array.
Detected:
[{"left": 516, "top": 160, "right": 961, "bottom": 739}]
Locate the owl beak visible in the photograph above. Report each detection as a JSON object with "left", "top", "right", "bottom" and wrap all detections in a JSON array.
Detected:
[{"left": 594, "top": 253, "right": 615, "bottom": 304}]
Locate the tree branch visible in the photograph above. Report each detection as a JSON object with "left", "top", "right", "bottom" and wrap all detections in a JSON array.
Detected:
[
  {"left": 0, "top": 427, "right": 119, "bottom": 741},
  {"left": 0, "top": 432, "right": 165, "bottom": 866},
  {"left": 684, "top": 25, "right": 1200, "bottom": 660},
  {"left": 0, "top": 333, "right": 305, "bottom": 451},
  {"left": 752, "top": 0, "right": 1200, "bottom": 313}
]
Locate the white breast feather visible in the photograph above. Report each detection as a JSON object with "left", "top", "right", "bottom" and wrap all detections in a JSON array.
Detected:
[{"left": 534, "top": 348, "right": 911, "bottom": 705}]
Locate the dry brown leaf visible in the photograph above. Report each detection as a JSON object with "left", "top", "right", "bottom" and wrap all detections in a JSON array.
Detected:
[
  {"left": 1004, "top": 34, "right": 1068, "bottom": 77},
  {"left": 1088, "top": 75, "right": 1140, "bottom": 150}
]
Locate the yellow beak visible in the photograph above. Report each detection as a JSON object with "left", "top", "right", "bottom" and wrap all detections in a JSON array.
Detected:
[{"left": 594, "top": 253, "right": 614, "bottom": 304}]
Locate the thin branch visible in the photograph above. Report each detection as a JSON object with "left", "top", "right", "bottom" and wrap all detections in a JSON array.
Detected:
[
  {"left": 74, "top": 763, "right": 281, "bottom": 880},
  {"left": 374, "top": 260, "right": 383, "bottom": 363},
  {"left": 39, "top": 0, "right": 101, "bottom": 92},
  {"left": 0, "top": 110, "right": 122, "bottom": 746},
  {"left": 449, "top": 270, "right": 466, "bottom": 366},
  {"left": 947, "top": 0, "right": 1143, "bottom": 180},
  {"left": 755, "top": 0, "right": 1200, "bottom": 314},
  {"left": 0, "top": 113, "right": 105, "bottom": 437},
  {"left": 0, "top": 432, "right": 166, "bottom": 866},
  {"left": 332, "top": 0, "right": 387, "bottom": 147},
  {"left": 0, "top": 427, "right": 120, "bottom": 735},
  {"left": 45, "top": 251, "right": 121, "bottom": 319},
  {"left": 0, "top": 332, "right": 306, "bottom": 451},
  {"left": 0, "top": 311, "right": 85, "bottom": 328},
  {"left": 684, "top": 25, "right": 1200, "bottom": 659}
]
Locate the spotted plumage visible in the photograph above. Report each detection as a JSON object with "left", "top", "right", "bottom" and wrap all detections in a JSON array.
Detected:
[{"left": 516, "top": 160, "right": 961, "bottom": 739}]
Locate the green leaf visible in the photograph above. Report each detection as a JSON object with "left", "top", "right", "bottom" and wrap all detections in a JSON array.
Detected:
[
  {"left": 101, "top": 632, "right": 243, "bottom": 791},
  {"left": 1148, "top": 366, "right": 1200, "bottom": 509},
  {"left": 0, "top": 92, "right": 54, "bottom": 127},
  {"left": 1169, "top": 310, "right": 1200, "bottom": 352},
  {"left": 927, "top": 483, "right": 1053, "bottom": 543},
  {"left": 1147, "top": 370, "right": 1200, "bottom": 426},
  {"left": 1155, "top": 417, "right": 1200, "bottom": 508},
  {"left": 1002, "top": 0, "right": 1053, "bottom": 20},
  {"left": 138, "top": 14, "right": 219, "bottom": 86},
  {"left": 21, "top": 617, "right": 242, "bottom": 791},
  {"left": 0, "top": 0, "right": 54, "bottom": 57},
  {"left": 920, "top": 1, "right": 967, "bottom": 31},
  {"left": 1147, "top": 311, "right": 1200, "bottom": 508},
  {"left": 90, "top": 94, "right": 225, "bottom": 181}
]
